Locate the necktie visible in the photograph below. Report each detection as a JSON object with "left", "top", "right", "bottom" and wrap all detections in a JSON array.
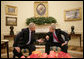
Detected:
[
  {"left": 26, "top": 30, "right": 31, "bottom": 45},
  {"left": 53, "top": 33, "right": 61, "bottom": 43}
]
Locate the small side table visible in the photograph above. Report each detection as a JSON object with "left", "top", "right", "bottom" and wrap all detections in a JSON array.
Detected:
[
  {"left": 1, "top": 40, "right": 9, "bottom": 58},
  {"left": 69, "top": 34, "right": 81, "bottom": 48},
  {"left": 4, "top": 35, "right": 16, "bottom": 39}
]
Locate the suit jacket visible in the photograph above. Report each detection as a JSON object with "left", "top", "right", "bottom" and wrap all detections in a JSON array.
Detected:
[
  {"left": 13, "top": 28, "right": 36, "bottom": 47},
  {"left": 45, "top": 29, "right": 70, "bottom": 43}
]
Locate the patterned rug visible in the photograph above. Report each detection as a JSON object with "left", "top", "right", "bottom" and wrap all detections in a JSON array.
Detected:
[{"left": 1, "top": 45, "right": 83, "bottom": 58}]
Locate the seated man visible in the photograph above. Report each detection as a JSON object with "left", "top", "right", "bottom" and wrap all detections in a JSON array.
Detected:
[
  {"left": 13, "top": 23, "right": 42, "bottom": 58},
  {"left": 45, "top": 23, "right": 70, "bottom": 54}
]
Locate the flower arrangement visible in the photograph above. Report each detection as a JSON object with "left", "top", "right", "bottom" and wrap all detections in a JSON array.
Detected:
[
  {"left": 26, "top": 17, "right": 57, "bottom": 25},
  {"left": 21, "top": 50, "right": 71, "bottom": 58}
]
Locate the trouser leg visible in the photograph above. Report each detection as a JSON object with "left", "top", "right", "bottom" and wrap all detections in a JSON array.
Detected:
[
  {"left": 45, "top": 42, "right": 68, "bottom": 54},
  {"left": 13, "top": 48, "right": 23, "bottom": 58},
  {"left": 60, "top": 45, "right": 68, "bottom": 53},
  {"left": 26, "top": 44, "right": 36, "bottom": 55},
  {"left": 45, "top": 42, "right": 51, "bottom": 54},
  {"left": 53, "top": 43, "right": 68, "bottom": 53}
]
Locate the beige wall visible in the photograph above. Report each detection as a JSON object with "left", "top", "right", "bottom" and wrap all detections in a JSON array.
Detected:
[
  {"left": 1, "top": 1, "right": 34, "bottom": 36},
  {"left": 1, "top": 1, "right": 83, "bottom": 40}
]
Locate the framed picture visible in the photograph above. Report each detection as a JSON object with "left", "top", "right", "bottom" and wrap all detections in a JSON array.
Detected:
[
  {"left": 34, "top": 1, "right": 48, "bottom": 17},
  {"left": 6, "top": 17, "right": 17, "bottom": 26},
  {"left": 64, "top": 7, "right": 82, "bottom": 21},
  {"left": 5, "top": 5, "right": 17, "bottom": 16}
]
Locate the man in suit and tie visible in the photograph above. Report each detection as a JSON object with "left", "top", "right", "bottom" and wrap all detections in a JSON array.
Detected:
[
  {"left": 45, "top": 23, "right": 70, "bottom": 54},
  {"left": 13, "top": 23, "right": 42, "bottom": 58}
]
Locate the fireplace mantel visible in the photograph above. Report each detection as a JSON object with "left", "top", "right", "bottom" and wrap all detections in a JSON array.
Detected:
[
  {"left": 36, "top": 28, "right": 49, "bottom": 33},
  {"left": 35, "top": 24, "right": 51, "bottom": 33}
]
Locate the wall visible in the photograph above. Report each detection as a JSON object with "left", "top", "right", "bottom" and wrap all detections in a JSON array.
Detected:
[
  {"left": 1, "top": 1, "right": 34, "bottom": 36},
  {"left": 1, "top": 1, "right": 83, "bottom": 41}
]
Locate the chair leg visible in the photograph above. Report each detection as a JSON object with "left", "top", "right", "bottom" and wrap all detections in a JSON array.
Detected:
[{"left": 13, "top": 54, "right": 15, "bottom": 58}]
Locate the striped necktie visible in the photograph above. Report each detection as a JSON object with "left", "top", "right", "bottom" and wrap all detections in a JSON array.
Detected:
[{"left": 53, "top": 32, "right": 61, "bottom": 43}]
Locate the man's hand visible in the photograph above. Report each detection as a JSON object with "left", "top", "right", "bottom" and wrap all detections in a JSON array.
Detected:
[
  {"left": 37, "top": 39, "right": 44, "bottom": 43},
  {"left": 61, "top": 41, "right": 68, "bottom": 46},
  {"left": 46, "top": 35, "right": 49, "bottom": 40},
  {"left": 14, "top": 47, "right": 20, "bottom": 53}
]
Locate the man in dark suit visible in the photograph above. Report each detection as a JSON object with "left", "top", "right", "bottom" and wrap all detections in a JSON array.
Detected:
[
  {"left": 45, "top": 23, "right": 70, "bottom": 54},
  {"left": 13, "top": 23, "right": 42, "bottom": 58}
]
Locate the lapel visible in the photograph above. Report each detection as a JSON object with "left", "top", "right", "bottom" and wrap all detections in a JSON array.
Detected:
[
  {"left": 55, "top": 29, "right": 58, "bottom": 37},
  {"left": 25, "top": 28, "right": 29, "bottom": 40},
  {"left": 26, "top": 28, "right": 29, "bottom": 32},
  {"left": 55, "top": 29, "right": 62, "bottom": 41}
]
